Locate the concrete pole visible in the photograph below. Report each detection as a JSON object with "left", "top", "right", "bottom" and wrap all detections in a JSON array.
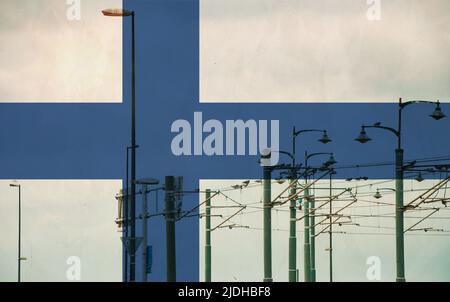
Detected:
[
  {"left": 18, "top": 185, "right": 21, "bottom": 283},
  {"left": 165, "top": 176, "right": 176, "bottom": 282},
  {"left": 205, "top": 189, "right": 212, "bottom": 282},
  {"left": 141, "top": 184, "right": 148, "bottom": 282},
  {"left": 288, "top": 176, "right": 297, "bottom": 282},
  {"left": 395, "top": 149, "right": 405, "bottom": 282},
  {"left": 329, "top": 172, "right": 333, "bottom": 282},
  {"left": 310, "top": 195, "right": 316, "bottom": 282},
  {"left": 304, "top": 187, "right": 311, "bottom": 282},
  {"left": 263, "top": 166, "right": 273, "bottom": 282},
  {"left": 289, "top": 126, "right": 297, "bottom": 282}
]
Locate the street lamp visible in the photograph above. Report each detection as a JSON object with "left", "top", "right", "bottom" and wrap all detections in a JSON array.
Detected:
[
  {"left": 304, "top": 152, "right": 337, "bottom": 282},
  {"left": 290, "top": 127, "right": 332, "bottom": 282},
  {"left": 102, "top": 8, "right": 136, "bottom": 281},
  {"left": 305, "top": 152, "right": 337, "bottom": 172},
  {"left": 354, "top": 97, "right": 445, "bottom": 282},
  {"left": 260, "top": 151, "right": 273, "bottom": 282},
  {"left": 374, "top": 189, "right": 382, "bottom": 199},
  {"left": 103, "top": 7, "right": 138, "bottom": 282},
  {"left": 415, "top": 173, "right": 425, "bottom": 183},
  {"left": 10, "top": 183, "right": 23, "bottom": 282},
  {"left": 354, "top": 128, "right": 372, "bottom": 144},
  {"left": 373, "top": 188, "right": 396, "bottom": 199},
  {"left": 102, "top": 9, "right": 133, "bottom": 17},
  {"left": 325, "top": 154, "right": 337, "bottom": 166},
  {"left": 292, "top": 128, "right": 332, "bottom": 163},
  {"left": 430, "top": 101, "right": 446, "bottom": 120}
]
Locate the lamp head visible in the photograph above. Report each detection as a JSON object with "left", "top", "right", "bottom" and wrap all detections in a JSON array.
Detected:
[
  {"left": 9, "top": 183, "right": 20, "bottom": 188},
  {"left": 430, "top": 101, "right": 446, "bottom": 120},
  {"left": 318, "top": 131, "right": 332, "bottom": 144},
  {"left": 355, "top": 128, "right": 371, "bottom": 144},
  {"left": 415, "top": 173, "right": 424, "bottom": 183},
  {"left": 373, "top": 189, "right": 382, "bottom": 199},
  {"left": 325, "top": 154, "right": 337, "bottom": 166},
  {"left": 102, "top": 8, "right": 133, "bottom": 17}
]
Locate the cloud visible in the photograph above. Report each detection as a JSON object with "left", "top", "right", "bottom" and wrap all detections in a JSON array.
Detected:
[
  {"left": 200, "top": 0, "right": 450, "bottom": 102},
  {"left": 0, "top": 180, "right": 121, "bottom": 282},
  {"left": 0, "top": 0, "right": 122, "bottom": 102}
]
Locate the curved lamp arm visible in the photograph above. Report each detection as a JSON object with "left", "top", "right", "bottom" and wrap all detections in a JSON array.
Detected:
[{"left": 363, "top": 124, "right": 400, "bottom": 138}]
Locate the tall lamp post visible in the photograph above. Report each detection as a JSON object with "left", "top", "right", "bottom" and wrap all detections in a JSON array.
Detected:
[
  {"left": 261, "top": 150, "right": 302, "bottom": 282},
  {"left": 355, "top": 98, "right": 445, "bottom": 282},
  {"left": 261, "top": 152, "right": 273, "bottom": 282},
  {"left": 327, "top": 168, "right": 337, "bottom": 282},
  {"left": 10, "top": 183, "right": 24, "bottom": 282},
  {"left": 292, "top": 127, "right": 331, "bottom": 282},
  {"left": 102, "top": 8, "right": 138, "bottom": 281},
  {"left": 304, "top": 152, "right": 337, "bottom": 282}
]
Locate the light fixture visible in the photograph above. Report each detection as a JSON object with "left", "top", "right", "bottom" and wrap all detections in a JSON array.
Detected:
[
  {"left": 102, "top": 8, "right": 133, "bottom": 17},
  {"left": 430, "top": 101, "right": 446, "bottom": 120},
  {"left": 276, "top": 179, "right": 286, "bottom": 184},
  {"left": 325, "top": 154, "right": 337, "bottom": 166},
  {"left": 373, "top": 189, "right": 382, "bottom": 199},
  {"left": 319, "top": 131, "right": 332, "bottom": 144},
  {"left": 415, "top": 173, "right": 424, "bottom": 182},
  {"left": 355, "top": 128, "right": 371, "bottom": 144}
]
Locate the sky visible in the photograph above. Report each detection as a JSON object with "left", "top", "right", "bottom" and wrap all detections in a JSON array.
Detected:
[
  {"left": 0, "top": 180, "right": 121, "bottom": 282},
  {"left": 200, "top": 179, "right": 450, "bottom": 282},
  {"left": 0, "top": 0, "right": 122, "bottom": 102},
  {"left": 200, "top": 0, "right": 450, "bottom": 102}
]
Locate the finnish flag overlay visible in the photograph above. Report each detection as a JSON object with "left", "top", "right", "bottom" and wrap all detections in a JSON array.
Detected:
[{"left": 1, "top": 0, "right": 450, "bottom": 283}]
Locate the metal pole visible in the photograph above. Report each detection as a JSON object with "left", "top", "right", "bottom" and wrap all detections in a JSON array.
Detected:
[
  {"left": 205, "top": 189, "right": 212, "bottom": 282},
  {"left": 304, "top": 186, "right": 311, "bottom": 282},
  {"left": 303, "top": 152, "right": 315, "bottom": 282},
  {"left": 124, "top": 148, "right": 129, "bottom": 282},
  {"left": 18, "top": 185, "right": 21, "bottom": 283},
  {"left": 288, "top": 127, "right": 297, "bottom": 282},
  {"left": 263, "top": 166, "right": 273, "bottom": 282},
  {"left": 141, "top": 184, "right": 148, "bottom": 282},
  {"left": 129, "top": 12, "right": 137, "bottom": 282},
  {"left": 310, "top": 194, "right": 316, "bottom": 282},
  {"left": 165, "top": 176, "right": 176, "bottom": 282},
  {"left": 396, "top": 98, "right": 406, "bottom": 282},
  {"left": 288, "top": 175, "right": 297, "bottom": 282},
  {"left": 395, "top": 148, "right": 405, "bottom": 282},
  {"left": 329, "top": 171, "right": 333, "bottom": 282}
]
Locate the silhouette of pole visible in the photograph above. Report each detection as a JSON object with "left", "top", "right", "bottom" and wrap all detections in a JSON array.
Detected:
[
  {"left": 165, "top": 176, "right": 176, "bottom": 281},
  {"left": 205, "top": 189, "right": 212, "bottom": 282},
  {"left": 329, "top": 171, "right": 333, "bottom": 282},
  {"left": 263, "top": 165, "right": 272, "bottom": 282}
]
